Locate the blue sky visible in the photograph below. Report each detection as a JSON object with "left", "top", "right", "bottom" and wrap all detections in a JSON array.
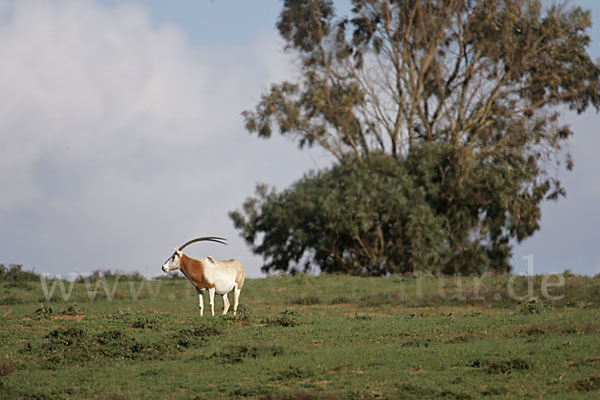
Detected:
[{"left": 0, "top": 0, "right": 598, "bottom": 278}]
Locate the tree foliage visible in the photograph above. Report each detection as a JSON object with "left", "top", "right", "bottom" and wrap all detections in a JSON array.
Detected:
[
  {"left": 233, "top": 0, "right": 600, "bottom": 275},
  {"left": 231, "top": 153, "right": 449, "bottom": 275}
]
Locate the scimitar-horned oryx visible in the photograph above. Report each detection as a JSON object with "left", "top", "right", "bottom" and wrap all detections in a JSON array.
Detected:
[{"left": 161, "top": 237, "right": 245, "bottom": 316}]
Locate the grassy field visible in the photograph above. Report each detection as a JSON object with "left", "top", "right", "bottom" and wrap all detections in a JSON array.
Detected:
[{"left": 1, "top": 270, "right": 599, "bottom": 399}]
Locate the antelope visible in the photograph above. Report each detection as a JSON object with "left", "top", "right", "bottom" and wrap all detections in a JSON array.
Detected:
[{"left": 161, "top": 237, "right": 245, "bottom": 316}]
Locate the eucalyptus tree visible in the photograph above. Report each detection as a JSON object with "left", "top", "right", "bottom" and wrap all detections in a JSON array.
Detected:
[{"left": 232, "top": 0, "right": 600, "bottom": 275}]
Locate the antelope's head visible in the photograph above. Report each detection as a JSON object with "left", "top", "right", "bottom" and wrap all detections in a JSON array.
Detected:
[{"left": 161, "top": 236, "right": 227, "bottom": 273}]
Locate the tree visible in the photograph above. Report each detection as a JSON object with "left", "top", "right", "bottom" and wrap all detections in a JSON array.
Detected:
[
  {"left": 232, "top": 0, "right": 600, "bottom": 275},
  {"left": 230, "top": 153, "right": 449, "bottom": 275}
]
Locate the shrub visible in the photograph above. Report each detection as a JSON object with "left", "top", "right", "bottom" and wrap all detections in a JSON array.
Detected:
[
  {"left": 32, "top": 304, "right": 54, "bottom": 320},
  {"left": 0, "top": 264, "right": 40, "bottom": 282},
  {"left": 266, "top": 309, "right": 300, "bottom": 327},
  {"left": 471, "top": 358, "right": 531, "bottom": 374},
  {"left": 517, "top": 297, "right": 548, "bottom": 314},
  {"left": 175, "top": 322, "right": 222, "bottom": 349},
  {"left": 59, "top": 304, "right": 79, "bottom": 316},
  {"left": 75, "top": 270, "right": 145, "bottom": 282},
  {"left": 232, "top": 305, "right": 254, "bottom": 324},
  {"left": 572, "top": 376, "right": 600, "bottom": 392}
]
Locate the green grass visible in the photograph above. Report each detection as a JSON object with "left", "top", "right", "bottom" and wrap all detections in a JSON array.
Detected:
[{"left": 0, "top": 273, "right": 599, "bottom": 399}]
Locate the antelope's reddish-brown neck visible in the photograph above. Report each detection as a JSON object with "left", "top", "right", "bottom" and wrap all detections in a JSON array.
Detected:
[{"left": 179, "top": 253, "right": 215, "bottom": 290}]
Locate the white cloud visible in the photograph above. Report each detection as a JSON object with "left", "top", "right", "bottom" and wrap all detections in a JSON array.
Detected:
[{"left": 0, "top": 0, "right": 322, "bottom": 277}]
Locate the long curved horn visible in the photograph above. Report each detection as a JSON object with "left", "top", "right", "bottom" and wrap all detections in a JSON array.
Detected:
[{"left": 177, "top": 236, "right": 227, "bottom": 251}]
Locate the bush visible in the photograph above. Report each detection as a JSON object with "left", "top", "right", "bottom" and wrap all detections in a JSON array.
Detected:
[
  {"left": 470, "top": 358, "right": 531, "bottom": 374},
  {"left": 572, "top": 376, "right": 600, "bottom": 392},
  {"left": 175, "top": 322, "right": 222, "bottom": 349},
  {"left": 59, "top": 304, "right": 79, "bottom": 316},
  {"left": 32, "top": 304, "right": 54, "bottom": 320},
  {"left": 75, "top": 270, "right": 145, "bottom": 282},
  {"left": 43, "top": 326, "right": 172, "bottom": 364},
  {"left": 517, "top": 297, "right": 548, "bottom": 314},
  {"left": 0, "top": 264, "right": 41, "bottom": 282},
  {"left": 232, "top": 305, "right": 254, "bottom": 324},
  {"left": 266, "top": 310, "right": 301, "bottom": 327}
]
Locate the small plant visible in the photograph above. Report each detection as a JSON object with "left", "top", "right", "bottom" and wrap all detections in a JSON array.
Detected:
[
  {"left": 470, "top": 358, "right": 531, "bottom": 374},
  {"left": 59, "top": 304, "right": 79, "bottom": 316},
  {"left": 32, "top": 304, "right": 54, "bottom": 319},
  {"left": 572, "top": 376, "right": 600, "bottom": 392},
  {"left": 563, "top": 269, "right": 574, "bottom": 278},
  {"left": 175, "top": 322, "right": 222, "bottom": 349},
  {"left": 266, "top": 309, "right": 300, "bottom": 327},
  {"left": 46, "top": 327, "right": 87, "bottom": 347},
  {"left": 131, "top": 315, "right": 154, "bottom": 329},
  {"left": 517, "top": 297, "right": 547, "bottom": 314},
  {"left": 94, "top": 330, "right": 169, "bottom": 361},
  {"left": 232, "top": 305, "right": 254, "bottom": 324}
]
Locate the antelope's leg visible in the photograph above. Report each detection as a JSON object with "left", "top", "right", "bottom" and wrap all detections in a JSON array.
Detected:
[
  {"left": 233, "top": 285, "right": 241, "bottom": 316},
  {"left": 208, "top": 287, "right": 216, "bottom": 316},
  {"left": 222, "top": 293, "right": 230, "bottom": 315},
  {"left": 197, "top": 289, "right": 204, "bottom": 317}
]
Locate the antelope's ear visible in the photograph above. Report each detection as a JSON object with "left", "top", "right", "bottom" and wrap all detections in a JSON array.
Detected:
[{"left": 173, "top": 248, "right": 183, "bottom": 257}]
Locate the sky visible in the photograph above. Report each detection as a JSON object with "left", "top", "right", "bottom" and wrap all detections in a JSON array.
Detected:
[{"left": 0, "top": 0, "right": 598, "bottom": 279}]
